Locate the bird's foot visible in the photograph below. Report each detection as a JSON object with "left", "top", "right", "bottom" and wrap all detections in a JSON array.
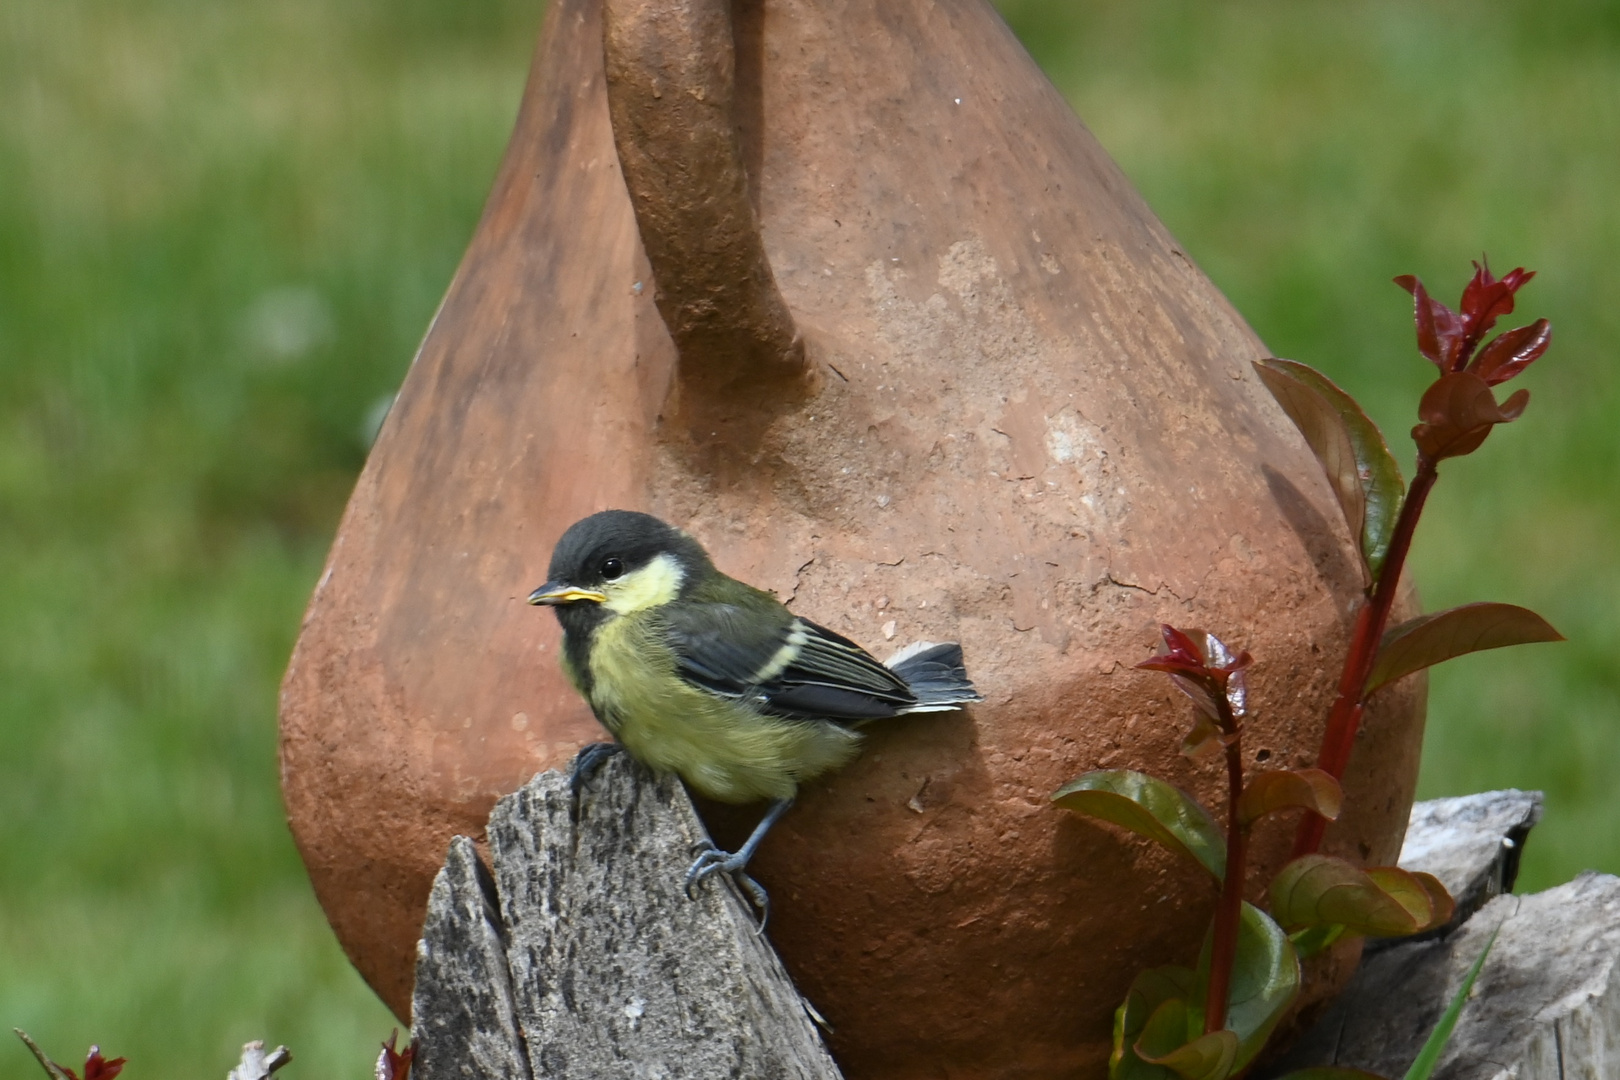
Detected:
[
  {"left": 684, "top": 842, "right": 770, "bottom": 928},
  {"left": 567, "top": 741, "right": 623, "bottom": 800}
]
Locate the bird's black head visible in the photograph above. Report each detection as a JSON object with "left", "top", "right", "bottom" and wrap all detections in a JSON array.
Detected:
[{"left": 528, "top": 510, "right": 712, "bottom": 636}]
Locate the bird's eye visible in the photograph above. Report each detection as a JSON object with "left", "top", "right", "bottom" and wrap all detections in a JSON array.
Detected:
[{"left": 600, "top": 557, "right": 624, "bottom": 581}]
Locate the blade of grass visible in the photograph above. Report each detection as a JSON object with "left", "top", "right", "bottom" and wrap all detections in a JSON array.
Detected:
[{"left": 1402, "top": 920, "right": 1503, "bottom": 1080}]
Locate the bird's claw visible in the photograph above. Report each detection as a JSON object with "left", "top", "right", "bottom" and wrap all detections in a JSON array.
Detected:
[
  {"left": 684, "top": 843, "right": 770, "bottom": 929},
  {"left": 567, "top": 741, "right": 623, "bottom": 800},
  {"left": 683, "top": 843, "right": 740, "bottom": 897}
]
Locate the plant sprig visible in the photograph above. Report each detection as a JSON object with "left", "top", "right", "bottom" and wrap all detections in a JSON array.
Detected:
[{"left": 1053, "top": 261, "right": 1561, "bottom": 1079}]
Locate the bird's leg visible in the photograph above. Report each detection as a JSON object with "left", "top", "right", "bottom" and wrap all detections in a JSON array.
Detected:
[
  {"left": 567, "top": 741, "right": 623, "bottom": 799},
  {"left": 685, "top": 796, "right": 795, "bottom": 926}
]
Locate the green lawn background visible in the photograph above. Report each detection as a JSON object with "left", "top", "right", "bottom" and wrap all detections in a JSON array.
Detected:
[{"left": 3, "top": 1, "right": 1616, "bottom": 1076}]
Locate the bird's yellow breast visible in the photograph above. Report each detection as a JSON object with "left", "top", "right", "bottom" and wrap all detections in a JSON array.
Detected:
[{"left": 583, "top": 610, "right": 862, "bottom": 803}]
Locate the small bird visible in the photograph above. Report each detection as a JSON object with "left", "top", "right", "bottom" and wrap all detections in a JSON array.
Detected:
[{"left": 528, "top": 509, "right": 981, "bottom": 914}]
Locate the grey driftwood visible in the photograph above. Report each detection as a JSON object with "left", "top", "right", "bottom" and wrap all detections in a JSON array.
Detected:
[
  {"left": 225, "top": 1041, "right": 292, "bottom": 1080},
  {"left": 1386, "top": 789, "right": 1544, "bottom": 942},
  {"left": 410, "top": 753, "right": 843, "bottom": 1080},
  {"left": 1269, "top": 789, "right": 1620, "bottom": 1079},
  {"left": 412, "top": 773, "right": 1614, "bottom": 1080}
]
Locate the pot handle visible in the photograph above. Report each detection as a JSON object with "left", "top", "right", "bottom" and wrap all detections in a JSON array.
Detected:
[{"left": 602, "top": 0, "right": 805, "bottom": 394}]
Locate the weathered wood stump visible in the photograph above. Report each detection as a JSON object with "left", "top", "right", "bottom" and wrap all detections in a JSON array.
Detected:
[
  {"left": 413, "top": 774, "right": 1620, "bottom": 1079},
  {"left": 1389, "top": 790, "right": 1543, "bottom": 940},
  {"left": 1269, "top": 789, "right": 1620, "bottom": 1079},
  {"left": 411, "top": 753, "right": 842, "bottom": 1080},
  {"left": 224, "top": 1042, "right": 292, "bottom": 1080}
]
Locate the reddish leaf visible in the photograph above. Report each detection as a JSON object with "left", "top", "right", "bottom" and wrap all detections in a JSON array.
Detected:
[
  {"left": 1215, "top": 663, "right": 1249, "bottom": 724},
  {"left": 1138, "top": 625, "right": 1251, "bottom": 724},
  {"left": 377, "top": 1030, "right": 413, "bottom": 1080},
  {"left": 1411, "top": 372, "right": 1528, "bottom": 461},
  {"left": 1053, "top": 770, "right": 1227, "bottom": 880},
  {"left": 1138, "top": 624, "right": 1220, "bottom": 682},
  {"left": 1237, "top": 770, "right": 1343, "bottom": 828},
  {"left": 1456, "top": 262, "right": 1528, "bottom": 360},
  {"left": 1367, "top": 602, "right": 1564, "bottom": 694},
  {"left": 1395, "top": 276, "right": 1465, "bottom": 369},
  {"left": 1254, "top": 360, "right": 1405, "bottom": 577},
  {"left": 1269, "top": 856, "right": 1450, "bottom": 936},
  {"left": 80, "top": 1051, "right": 125, "bottom": 1080},
  {"left": 1471, "top": 319, "right": 1551, "bottom": 386},
  {"left": 1399, "top": 263, "right": 1536, "bottom": 371},
  {"left": 1138, "top": 625, "right": 1250, "bottom": 680}
]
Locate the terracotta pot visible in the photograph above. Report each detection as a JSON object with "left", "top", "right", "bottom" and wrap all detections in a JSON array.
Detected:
[{"left": 277, "top": 0, "right": 1426, "bottom": 1075}]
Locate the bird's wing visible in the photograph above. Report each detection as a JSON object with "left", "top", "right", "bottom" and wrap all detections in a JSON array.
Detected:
[{"left": 663, "top": 605, "right": 916, "bottom": 722}]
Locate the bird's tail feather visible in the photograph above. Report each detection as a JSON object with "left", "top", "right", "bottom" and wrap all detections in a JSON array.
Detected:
[{"left": 884, "top": 641, "right": 983, "bottom": 712}]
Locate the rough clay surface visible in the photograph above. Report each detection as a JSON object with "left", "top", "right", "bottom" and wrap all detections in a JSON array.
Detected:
[
  {"left": 277, "top": 0, "right": 1427, "bottom": 1074},
  {"left": 603, "top": 0, "right": 808, "bottom": 396},
  {"left": 411, "top": 756, "right": 842, "bottom": 1080}
]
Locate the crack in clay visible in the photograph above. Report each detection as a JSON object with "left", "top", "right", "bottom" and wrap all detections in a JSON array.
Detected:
[
  {"left": 1099, "top": 572, "right": 1187, "bottom": 604},
  {"left": 785, "top": 556, "right": 817, "bottom": 606}
]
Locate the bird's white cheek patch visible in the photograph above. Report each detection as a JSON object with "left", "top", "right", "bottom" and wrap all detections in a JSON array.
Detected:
[{"left": 603, "top": 553, "right": 687, "bottom": 614}]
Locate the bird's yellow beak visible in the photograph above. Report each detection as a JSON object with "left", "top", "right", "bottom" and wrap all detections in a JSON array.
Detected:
[{"left": 527, "top": 582, "right": 608, "bottom": 606}]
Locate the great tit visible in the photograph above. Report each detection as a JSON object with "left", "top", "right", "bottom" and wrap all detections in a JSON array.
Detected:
[{"left": 528, "top": 509, "right": 981, "bottom": 913}]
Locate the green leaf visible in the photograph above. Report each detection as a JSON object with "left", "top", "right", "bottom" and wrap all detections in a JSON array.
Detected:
[
  {"left": 1269, "top": 856, "right": 1452, "bottom": 937},
  {"left": 1288, "top": 923, "right": 1350, "bottom": 959},
  {"left": 1135, "top": 1002, "right": 1239, "bottom": 1080},
  {"left": 1112, "top": 1046, "right": 1177, "bottom": 1080},
  {"left": 1115, "top": 979, "right": 1241, "bottom": 1080},
  {"left": 1254, "top": 359, "right": 1406, "bottom": 578},
  {"left": 1237, "top": 769, "right": 1343, "bottom": 827},
  {"left": 1134, "top": 998, "right": 1197, "bottom": 1063},
  {"left": 1054, "top": 770, "right": 1227, "bottom": 881},
  {"left": 1113, "top": 966, "right": 1198, "bottom": 1080},
  {"left": 1182, "top": 713, "right": 1226, "bottom": 760},
  {"left": 1270, "top": 1070, "right": 1390, "bottom": 1079},
  {"left": 1367, "top": 602, "right": 1564, "bottom": 694},
  {"left": 1402, "top": 923, "right": 1501, "bottom": 1080},
  {"left": 1368, "top": 868, "right": 1455, "bottom": 932},
  {"left": 1195, "top": 903, "right": 1301, "bottom": 1072}
]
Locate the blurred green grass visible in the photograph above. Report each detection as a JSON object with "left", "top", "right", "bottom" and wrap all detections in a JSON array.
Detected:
[
  {"left": 1, "top": 0, "right": 540, "bottom": 1076},
  {"left": 1, "top": 0, "right": 1616, "bottom": 1076}
]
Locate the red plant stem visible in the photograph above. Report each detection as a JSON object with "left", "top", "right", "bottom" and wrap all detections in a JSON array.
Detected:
[
  {"left": 1205, "top": 703, "right": 1246, "bottom": 1035},
  {"left": 1293, "top": 456, "right": 1440, "bottom": 858}
]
